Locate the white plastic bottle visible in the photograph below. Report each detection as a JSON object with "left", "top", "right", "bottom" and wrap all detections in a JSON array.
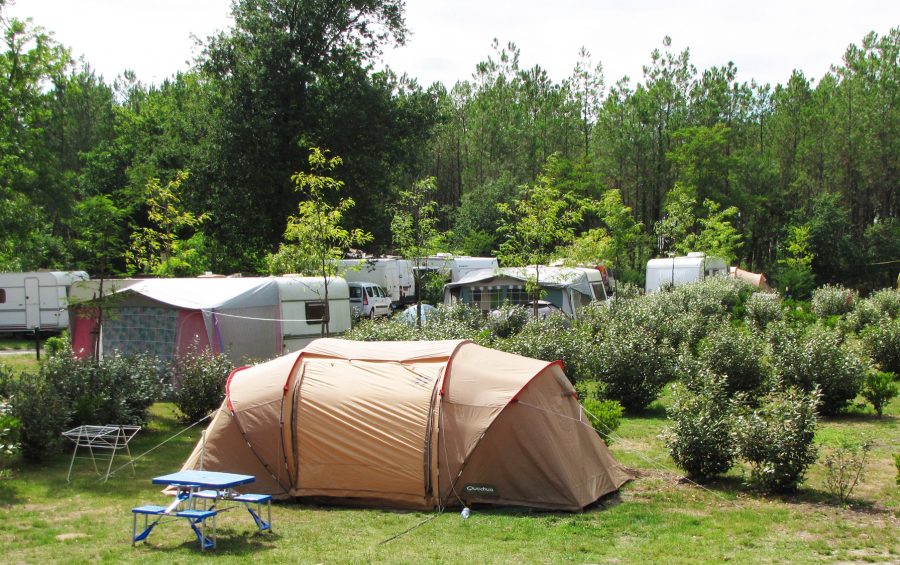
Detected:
[{"left": 460, "top": 507, "right": 471, "bottom": 519}]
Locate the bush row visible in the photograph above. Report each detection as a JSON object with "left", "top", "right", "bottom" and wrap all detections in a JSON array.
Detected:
[
  {"left": 0, "top": 345, "right": 233, "bottom": 462},
  {"left": 663, "top": 372, "right": 820, "bottom": 493},
  {"left": 350, "top": 280, "right": 894, "bottom": 418}
]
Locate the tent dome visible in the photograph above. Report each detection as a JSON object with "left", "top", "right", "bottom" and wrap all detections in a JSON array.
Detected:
[{"left": 181, "top": 338, "right": 631, "bottom": 511}]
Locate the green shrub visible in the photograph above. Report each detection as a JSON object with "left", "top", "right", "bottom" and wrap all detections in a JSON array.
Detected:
[
  {"left": 487, "top": 303, "right": 529, "bottom": 339},
  {"left": 868, "top": 288, "right": 900, "bottom": 319},
  {"left": 497, "top": 314, "right": 582, "bottom": 381},
  {"left": 838, "top": 299, "right": 885, "bottom": 335},
  {"left": 611, "top": 281, "right": 642, "bottom": 301},
  {"left": 811, "top": 284, "right": 857, "bottom": 317},
  {"left": 4, "top": 346, "right": 166, "bottom": 463},
  {"left": 8, "top": 370, "right": 70, "bottom": 461},
  {"left": 43, "top": 334, "right": 69, "bottom": 357},
  {"left": 696, "top": 325, "right": 769, "bottom": 396},
  {"left": 732, "top": 386, "right": 820, "bottom": 493},
  {"left": 823, "top": 442, "right": 870, "bottom": 503},
  {"left": 644, "top": 278, "right": 751, "bottom": 350},
  {"left": 168, "top": 348, "right": 234, "bottom": 423},
  {"left": 662, "top": 372, "right": 735, "bottom": 481},
  {"left": 96, "top": 353, "right": 168, "bottom": 424},
  {"left": 767, "top": 322, "right": 867, "bottom": 416},
  {"left": 774, "top": 265, "right": 815, "bottom": 300},
  {"left": 418, "top": 303, "right": 490, "bottom": 342},
  {"left": 576, "top": 381, "right": 623, "bottom": 445},
  {"left": 896, "top": 454, "right": 900, "bottom": 488},
  {"left": 347, "top": 315, "right": 417, "bottom": 341},
  {"left": 782, "top": 299, "right": 818, "bottom": 327},
  {"left": 860, "top": 318, "right": 900, "bottom": 374},
  {"left": 744, "top": 293, "right": 783, "bottom": 331},
  {"left": 862, "top": 371, "right": 898, "bottom": 417},
  {"left": 0, "top": 401, "right": 20, "bottom": 469},
  {"left": 0, "top": 364, "right": 14, "bottom": 399},
  {"left": 40, "top": 350, "right": 166, "bottom": 426},
  {"left": 589, "top": 301, "right": 676, "bottom": 411}
]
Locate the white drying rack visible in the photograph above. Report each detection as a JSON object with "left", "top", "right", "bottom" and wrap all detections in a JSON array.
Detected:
[{"left": 62, "top": 425, "right": 141, "bottom": 482}]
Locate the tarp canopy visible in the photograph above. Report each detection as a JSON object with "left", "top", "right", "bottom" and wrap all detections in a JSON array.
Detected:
[{"left": 181, "top": 338, "right": 632, "bottom": 511}]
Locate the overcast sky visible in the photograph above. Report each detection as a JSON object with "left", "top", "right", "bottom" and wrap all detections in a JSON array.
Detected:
[{"left": 7, "top": 0, "right": 899, "bottom": 89}]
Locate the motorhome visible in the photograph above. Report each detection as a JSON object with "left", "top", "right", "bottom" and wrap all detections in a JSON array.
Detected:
[
  {"left": 338, "top": 258, "right": 414, "bottom": 307},
  {"left": 0, "top": 271, "right": 89, "bottom": 335},
  {"left": 644, "top": 252, "right": 728, "bottom": 294}
]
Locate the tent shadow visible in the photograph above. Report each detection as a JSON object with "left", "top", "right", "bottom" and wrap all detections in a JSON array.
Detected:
[{"left": 282, "top": 492, "right": 625, "bottom": 517}]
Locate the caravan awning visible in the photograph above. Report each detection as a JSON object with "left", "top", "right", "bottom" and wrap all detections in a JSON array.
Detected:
[
  {"left": 444, "top": 266, "right": 593, "bottom": 298},
  {"left": 114, "top": 278, "right": 280, "bottom": 310}
]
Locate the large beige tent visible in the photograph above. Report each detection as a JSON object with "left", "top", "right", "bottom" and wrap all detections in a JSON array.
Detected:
[{"left": 181, "top": 339, "right": 631, "bottom": 511}]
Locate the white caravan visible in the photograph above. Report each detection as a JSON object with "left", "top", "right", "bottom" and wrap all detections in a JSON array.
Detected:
[
  {"left": 0, "top": 271, "right": 89, "bottom": 335},
  {"left": 417, "top": 254, "right": 499, "bottom": 282},
  {"left": 275, "top": 276, "right": 352, "bottom": 353},
  {"left": 68, "top": 276, "right": 351, "bottom": 362},
  {"left": 644, "top": 252, "right": 728, "bottom": 294}
]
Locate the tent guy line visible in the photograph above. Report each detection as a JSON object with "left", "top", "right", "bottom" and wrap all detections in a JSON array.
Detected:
[
  {"left": 201, "top": 309, "right": 317, "bottom": 323},
  {"left": 92, "top": 412, "right": 212, "bottom": 485}
]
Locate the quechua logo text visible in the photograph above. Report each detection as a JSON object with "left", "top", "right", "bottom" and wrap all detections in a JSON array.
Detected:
[{"left": 463, "top": 484, "right": 498, "bottom": 498}]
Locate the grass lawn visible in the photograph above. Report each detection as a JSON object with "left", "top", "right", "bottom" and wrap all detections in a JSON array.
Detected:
[{"left": 0, "top": 394, "right": 898, "bottom": 563}]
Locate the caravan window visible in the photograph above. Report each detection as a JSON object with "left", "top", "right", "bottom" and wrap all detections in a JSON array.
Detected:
[
  {"left": 305, "top": 302, "right": 328, "bottom": 325},
  {"left": 590, "top": 282, "right": 607, "bottom": 301},
  {"left": 0, "top": 289, "right": 4, "bottom": 303},
  {"left": 507, "top": 287, "right": 529, "bottom": 305}
]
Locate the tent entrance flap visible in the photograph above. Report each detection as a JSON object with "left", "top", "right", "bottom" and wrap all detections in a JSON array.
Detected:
[{"left": 292, "top": 358, "right": 442, "bottom": 501}]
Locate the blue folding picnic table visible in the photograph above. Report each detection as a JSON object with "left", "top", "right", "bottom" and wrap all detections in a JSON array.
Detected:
[{"left": 132, "top": 470, "right": 271, "bottom": 550}]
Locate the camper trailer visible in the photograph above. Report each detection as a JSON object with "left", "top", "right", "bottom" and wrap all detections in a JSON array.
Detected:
[
  {"left": 338, "top": 258, "right": 414, "bottom": 307},
  {"left": 276, "top": 276, "right": 351, "bottom": 352},
  {"left": 420, "top": 254, "right": 499, "bottom": 282},
  {"left": 68, "top": 276, "right": 351, "bottom": 363},
  {"left": 644, "top": 252, "right": 728, "bottom": 294},
  {"left": 0, "top": 271, "right": 89, "bottom": 335}
]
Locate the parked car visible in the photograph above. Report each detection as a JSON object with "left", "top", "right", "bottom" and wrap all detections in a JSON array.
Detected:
[{"left": 348, "top": 282, "right": 392, "bottom": 319}]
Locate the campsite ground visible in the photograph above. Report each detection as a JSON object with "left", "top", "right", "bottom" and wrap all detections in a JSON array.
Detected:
[{"left": 0, "top": 391, "right": 897, "bottom": 564}]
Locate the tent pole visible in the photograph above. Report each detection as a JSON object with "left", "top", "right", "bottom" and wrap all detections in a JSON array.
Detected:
[{"left": 200, "top": 428, "right": 205, "bottom": 471}]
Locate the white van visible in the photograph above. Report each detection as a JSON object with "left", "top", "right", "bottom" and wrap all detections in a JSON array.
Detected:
[{"left": 348, "top": 282, "right": 392, "bottom": 319}]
